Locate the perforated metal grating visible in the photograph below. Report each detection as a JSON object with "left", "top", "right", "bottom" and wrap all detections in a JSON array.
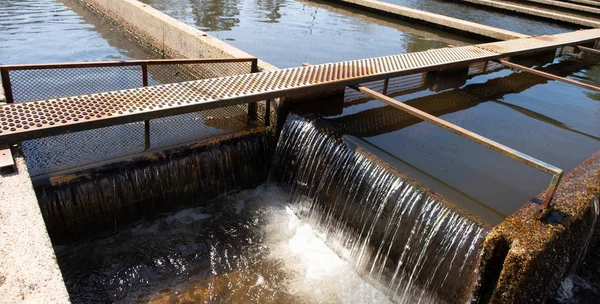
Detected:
[{"left": 1, "top": 29, "right": 600, "bottom": 144}]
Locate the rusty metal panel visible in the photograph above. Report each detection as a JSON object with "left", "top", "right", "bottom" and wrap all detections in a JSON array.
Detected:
[{"left": 0, "top": 46, "right": 499, "bottom": 144}]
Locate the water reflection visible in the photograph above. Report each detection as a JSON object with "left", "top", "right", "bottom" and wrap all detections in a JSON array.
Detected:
[
  {"left": 188, "top": 0, "right": 241, "bottom": 31},
  {"left": 316, "top": 55, "right": 600, "bottom": 217},
  {"left": 257, "top": 0, "right": 286, "bottom": 23},
  {"left": 140, "top": 0, "right": 476, "bottom": 67},
  {"left": 381, "top": 0, "right": 576, "bottom": 36}
]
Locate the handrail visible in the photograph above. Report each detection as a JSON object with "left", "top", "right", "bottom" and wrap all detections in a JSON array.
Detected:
[
  {"left": 351, "top": 84, "right": 563, "bottom": 220},
  {"left": 0, "top": 57, "right": 258, "bottom": 71},
  {"left": 0, "top": 57, "right": 259, "bottom": 104}
]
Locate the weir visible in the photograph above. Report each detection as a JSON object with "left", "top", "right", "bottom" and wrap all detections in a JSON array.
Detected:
[
  {"left": 269, "top": 114, "right": 488, "bottom": 303},
  {"left": 2, "top": 1, "right": 600, "bottom": 302}
]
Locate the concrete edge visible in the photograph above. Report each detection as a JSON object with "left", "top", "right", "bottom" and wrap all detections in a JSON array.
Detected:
[
  {"left": 460, "top": 0, "right": 600, "bottom": 28},
  {"left": 525, "top": 0, "right": 600, "bottom": 15},
  {"left": 80, "top": 0, "right": 279, "bottom": 72},
  {"left": 0, "top": 151, "right": 70, "bottom": 303},
  {"left": 324, "top": 0, "right": 530, "bottom": 41},
  {"left": 473, "top": 149, "right": 600, "bottom": 303}
]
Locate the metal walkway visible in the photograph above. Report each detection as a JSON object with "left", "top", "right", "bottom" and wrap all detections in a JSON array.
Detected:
[{"left": 1, "top": 29, "right": 600, "bottom": 144}]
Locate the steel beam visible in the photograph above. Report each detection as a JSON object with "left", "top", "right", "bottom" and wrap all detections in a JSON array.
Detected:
[{"left": 499, "top": 59, "right": 600, "bottom": 93}]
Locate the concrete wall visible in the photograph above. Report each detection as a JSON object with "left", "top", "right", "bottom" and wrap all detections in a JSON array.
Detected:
[
  {"left": 473, "top": 150, "right": 600, "bottom": 303},
  {"left": 324, "top": 0, "right": 530, "bottom": 40},
  {"left": 0, "top": 154, "right": 70, "bottom": 303},
  {"left": 82, "top": 0, "right": 278, "bottom": 71},
  {"left": 460, "top": 0, "right": 600, "bottom": 28}
]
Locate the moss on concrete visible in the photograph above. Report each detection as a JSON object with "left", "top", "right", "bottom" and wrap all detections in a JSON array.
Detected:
[{"left": 473, "top": 149, "right": 600, "bottom": 303}]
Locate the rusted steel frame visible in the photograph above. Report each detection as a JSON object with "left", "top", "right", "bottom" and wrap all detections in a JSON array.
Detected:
[
  {"left": 141, "top": 63, "right": 149, "bottom": 87},
  {"left": 0, "top": 56, "right": 544, "bottom": 145},
  {"left": 248, "top": 59, "right": 260, "bottom": 120},
  {"left": 141, "top": 63, "right": 150, "bottom": 150},
  {"left": 0, "top": 58, "right": 258, "bottom": 71},
  {"left": 1, "top": 67, "right": 14, "bottom": 104},
  {"left": 382, "top": 78, "right": 390, "bottom": 95},
  {"left": 499, "top": 59, "right": 600, "bottom": 93},
  {"left": 0, "top": 144, "right": 15, "bottom": 173},
  {"left": 577, "top": 45, "right": 600, "bottom": 55},
  {"left": 351, "top": 83, "right": 563, "bottom": 219}
]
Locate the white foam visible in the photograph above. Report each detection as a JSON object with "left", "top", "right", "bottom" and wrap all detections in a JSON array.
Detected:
[{"left": 260, "top": 190, "right": 392, "bottom": 304}]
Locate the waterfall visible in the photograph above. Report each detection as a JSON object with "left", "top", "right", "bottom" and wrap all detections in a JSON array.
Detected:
[
  {"left": 36, "top": 130, "right": 275, "bottom": 245},
  {"left": 269, "top": 114, "right": 489, "bottom": 303}
]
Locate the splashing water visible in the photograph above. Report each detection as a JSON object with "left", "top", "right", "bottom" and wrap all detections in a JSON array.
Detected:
[{"left": 269, "top": 114, "right": 488, "bottom": 303}]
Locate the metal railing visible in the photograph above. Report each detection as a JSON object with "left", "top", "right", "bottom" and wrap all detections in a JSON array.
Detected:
[{"left": 1, "top": 57, "right": 259, "bottom": 104}]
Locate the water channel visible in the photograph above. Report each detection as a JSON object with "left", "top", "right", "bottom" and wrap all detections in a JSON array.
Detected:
[{"left": 1, "top": 0, "right": 599, "bottom": 303}]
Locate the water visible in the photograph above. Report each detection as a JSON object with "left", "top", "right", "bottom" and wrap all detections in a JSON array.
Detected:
[
  {"left": 269, "top": 114, "right": 488, "bottom": 302},
  {"left": 320, "top": 55, "right": 600, "bottom": 222},
  {"left": 139, "top": 0, "right": 479, "bottom": 68},
  {"left": 54, "top": 115, "right": 488, "bottom": 303},
  {"left": 0, "top": 0, "right": 157, "bottom": 65},
  {"left": 36, "top": 131, "right": 274, "bottom": 244},
  {"left": 56, "top": 186, "right": 393, "bottom": 303},
  {"left": 380, "top": 0, "right": 577, "bottom": 36}
]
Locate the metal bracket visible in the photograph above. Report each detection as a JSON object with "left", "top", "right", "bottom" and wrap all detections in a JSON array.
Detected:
[{"left": 0, "top": 144, "right": 16, "bottom": 173}]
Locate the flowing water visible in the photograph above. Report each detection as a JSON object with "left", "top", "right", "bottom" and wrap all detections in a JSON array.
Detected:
[
  {"left": 56, "top": 186, "right": 393, "bottom": 303},
  {"left": 56, "top": 114, "right": 488, "bottom": 303}
]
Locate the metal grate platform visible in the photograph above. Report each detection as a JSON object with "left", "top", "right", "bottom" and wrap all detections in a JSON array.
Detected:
[{"left": 1, "top": 29, "right": 600, "bottom": 144}]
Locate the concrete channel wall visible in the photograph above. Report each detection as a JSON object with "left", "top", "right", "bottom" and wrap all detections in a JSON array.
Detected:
[
  {"left": 0, "top": 155, "right": 70, "bottom": 303},
  {"left": 474, "top": 150, "right": 600, "bottom": 303},
  {"left": 325, "top": 0, "right": 530, "bottom": 40},
  {"left": 460, "top": 0, "right": 600, "bottom": 28},
  {"left": 81, "top": 0, "right": 278, "bottom": 71}
]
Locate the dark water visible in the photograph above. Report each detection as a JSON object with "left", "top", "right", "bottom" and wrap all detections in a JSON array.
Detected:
[
  {"left": 139, "top": 0, "right": 479, "bottom": 68},
  {"left": 55, "top": 186, "right": 394, "bottom": 303},
  {"left": 319, "top": 55, "right": 600, "bottom": 222},
  {"left": 381, "top": 0, "right": 577, "bottom": 36},
  {"left": 0, "top": 0, "right": 157, "bottom": 65}
]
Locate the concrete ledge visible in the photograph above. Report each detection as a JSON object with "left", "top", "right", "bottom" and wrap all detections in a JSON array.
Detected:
[
  {"left": 324, "top": 0, "right": 530, "bottom": 40},
  {"left": 564, "top": 0, "right": 600, "bottom": 8},
  {"left": 0, "top": 153, "right": 70, "bottom": 303},
  {"left": 460, "top": 0, "right": 600, "bottom": 28},
  {"left": 81, "top": 0, "right": 279, "bottom": 72},
  {"left": 523, "top": 0, "right": 600, "bottom": 15},
  {"left": 473, "top": 149, "right": 600, "bottom": 303}
]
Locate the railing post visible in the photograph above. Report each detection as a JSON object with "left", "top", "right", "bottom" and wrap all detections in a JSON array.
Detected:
[
  {"left": 1, "top": 67, "right": 14, "bottom": 104},
  {"left": 141, "top": 62, "right": 150, "bottom": 150},
  {"left": 141, "top": 62, "right": 148, "bottom": 87},
  {"left": 248, "top": 59, "right": 259, "bottom": 122},
  {"left": 382, "top": 78, "right": 389, "bottom": 95}
]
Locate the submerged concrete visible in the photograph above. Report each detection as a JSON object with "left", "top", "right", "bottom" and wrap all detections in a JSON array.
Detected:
[
  {"left": 0, "top": 153, "right": 70, "bottom": 303},
  {"left": 473, "top": 149, "right": 600, "bottom": 303},
  {"left": 324, "top": 0, "right": 530, "bottom": 40}
]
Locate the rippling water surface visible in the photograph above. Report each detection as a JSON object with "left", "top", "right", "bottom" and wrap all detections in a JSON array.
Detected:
[
  {"left": 56, "top": 186, "right": 393, "bottom": 303},
  {"left": 0, "top": 0, "right": 156, "bottom": 65},
  {"left": 380, "top": 0, "right": 576, "bottom": 36},
  {"left": 140, "top": 0, "right": 478, "bottom": 68}
]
